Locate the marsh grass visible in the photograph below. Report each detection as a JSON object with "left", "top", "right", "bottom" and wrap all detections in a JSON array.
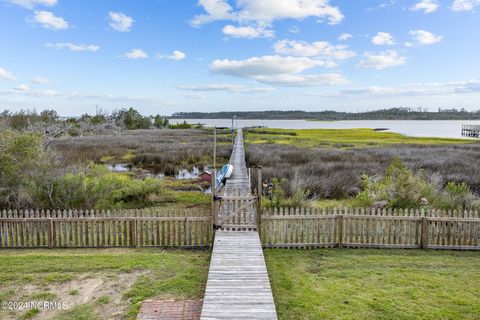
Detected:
[
  {"left": 244, "top": 128, "right": 475, "bottom": 148},
  {"left": 52, "top": 129, "right": 233, "bottom": 175},
  {"left": 246, "top": 142, "right": 480, "bottom": 200}
]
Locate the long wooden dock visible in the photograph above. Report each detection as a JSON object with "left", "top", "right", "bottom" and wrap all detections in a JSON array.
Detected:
[
  {"left": 223, "top": 129, "right": 251, "bottom": 194},
  {"left": 201, "top": 129, "right": 277, "bottom": 319}
]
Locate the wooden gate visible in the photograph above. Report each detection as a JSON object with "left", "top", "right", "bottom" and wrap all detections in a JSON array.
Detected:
[{"left": 213, "top": 189, "right": 259, "bottom": 230}]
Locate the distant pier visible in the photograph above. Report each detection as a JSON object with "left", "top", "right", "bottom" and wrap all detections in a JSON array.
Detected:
[{"left": 462, "top": 125, "right": 480, "bottom": 138}]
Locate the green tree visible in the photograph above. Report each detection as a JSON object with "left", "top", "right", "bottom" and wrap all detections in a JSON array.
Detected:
[
  {"left": 0, "top": 131, "right": 45, "bottom": 208},
  {"left": 9, "top": 111, "right": 30, "bottom": 131},
  {"left": 39, "top": 110, "right": 58, "bottom": 124},
  {"left": 153, "top": 115, "right": 165, "bottom": 128},
  {"left": 116, "top": 108, "right": 151, "bottom": 129}
]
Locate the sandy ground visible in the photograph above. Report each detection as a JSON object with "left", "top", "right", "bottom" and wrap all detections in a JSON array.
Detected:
[{"left": 2, "top": 269, "right": 149, "bottom": 320}]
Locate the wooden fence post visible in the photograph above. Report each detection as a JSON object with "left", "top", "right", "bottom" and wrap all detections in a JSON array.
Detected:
[
  {"left": 420, "top": 217, "right": 429, "bottom": 250},
  {"left": 130, "top": 218, "right": 137, "bottom": 247},
  {"left": 256, "top": 168, "right": 262, "bottom": 232},
  {"left": 337, "top": 215, "right": 343, "bottom": 248},
  {"left": 48, "top": 218, "right": 55, "bottom": 248}
]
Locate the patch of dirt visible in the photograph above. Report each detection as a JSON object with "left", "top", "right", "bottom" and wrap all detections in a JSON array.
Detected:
[{"left": 10, "top": 269, "right": 149, "bottom": 320}]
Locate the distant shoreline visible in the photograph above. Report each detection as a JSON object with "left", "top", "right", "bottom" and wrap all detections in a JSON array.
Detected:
[{"left": 169, "top": 108, "right": 480, "bottom": 121}]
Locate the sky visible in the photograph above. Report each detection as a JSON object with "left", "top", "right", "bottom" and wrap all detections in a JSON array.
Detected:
[{"left": 0, "top": 0, "right": 479, "bottom": 116}]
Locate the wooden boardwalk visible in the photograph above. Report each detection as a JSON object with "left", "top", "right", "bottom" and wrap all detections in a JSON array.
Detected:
[
  {"left": 201, "top": 129, "right": 277, "bottom": 319},
  {"left": 223, "top": 129, "right": 251, "bottom": 194}
]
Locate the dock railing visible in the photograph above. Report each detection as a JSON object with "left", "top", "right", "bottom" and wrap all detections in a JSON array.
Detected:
[{"left": 461, "top": 124, "right": 480, "bottom": 137}]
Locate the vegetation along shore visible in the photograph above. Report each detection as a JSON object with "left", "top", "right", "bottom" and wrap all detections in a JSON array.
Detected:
[{"left": 2, "top": 109, "right": 480, "bottom": 212}]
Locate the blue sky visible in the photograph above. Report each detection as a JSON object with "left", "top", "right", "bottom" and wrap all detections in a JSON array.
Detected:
[{"left": 0, "top": 0, "right": 479, "bottom": 116}]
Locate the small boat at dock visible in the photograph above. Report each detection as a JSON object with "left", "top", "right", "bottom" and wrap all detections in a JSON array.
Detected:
[{"left": 215, "top": 164, "right": 233, "bottom": 189}]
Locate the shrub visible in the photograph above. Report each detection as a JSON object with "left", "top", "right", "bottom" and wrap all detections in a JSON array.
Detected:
[
  {"left": 168, "top": 120, "right": 192, "bottom": 129},
  {"left": 354, "top": 159, "right": 479, "bottom": 210},
  {"left": 264, "top": 178, "right": 309, "bottom": 208},
  {"left": 437, "top": 182, "right": 478, "bottom": 211},
  {"left": 48, "top": 165, "right": 166, "bottom": 209}
]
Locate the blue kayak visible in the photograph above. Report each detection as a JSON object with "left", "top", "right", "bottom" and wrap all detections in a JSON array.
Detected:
[{"left": 215, "top": 164, "right": 233, "bottom": 189}]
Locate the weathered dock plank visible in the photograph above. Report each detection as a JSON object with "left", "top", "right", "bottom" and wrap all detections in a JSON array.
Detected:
[{"left": 200, "top": 231, "right": 277, "bottom": 320}]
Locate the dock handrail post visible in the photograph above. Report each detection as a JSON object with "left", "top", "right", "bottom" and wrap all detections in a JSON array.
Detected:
[
  {"left": 211, "top": 127, "right": 217, "bottom": 226},
  {"left": 256, "top": 167, "right": 262, "bottom": 232}
]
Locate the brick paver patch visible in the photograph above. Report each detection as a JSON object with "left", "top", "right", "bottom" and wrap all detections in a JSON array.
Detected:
[{"left": 137, "top": 299, "right": 202, "bottom": 320}]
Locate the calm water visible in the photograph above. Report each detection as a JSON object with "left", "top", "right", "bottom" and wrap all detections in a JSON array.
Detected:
[{"left": 170, "top": 119, "right": 480, "bottom": 139}]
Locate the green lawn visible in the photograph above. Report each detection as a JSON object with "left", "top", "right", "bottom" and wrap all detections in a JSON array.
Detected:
[
  {"left": 265, "top": 249, "right": 480, "bottom": 320},
  {"left": 0, "top": 249, "right": 210, "bottom": 320},
  {"left": 245, "top": 128, "right": 475, "bottom": 148}
]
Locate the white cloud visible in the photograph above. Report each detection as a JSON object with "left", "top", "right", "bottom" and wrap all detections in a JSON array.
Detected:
[
  {"left": 357, "top": 50, "right": 406, "bottom": 70},
  {"left": 252, "top": 73, "right": 350, "bottom": 86},
  {"left": 14, "top": 84, "right": 30, "bottom": 92},
  {"left": 372, "top": 32, "right": 395, "bottom": 45},
  {"left": 210, "top": 55, "right": 348, "bottom": 86},
  {"left": 157, "top": 50, "right": 187, "bottom": 60},
  {"left": 320, "top": 79, "right": 480, "bottom": 98},
  {"left": 45, "top": 42, "right": 100, "bottom": 52},
  {"left": 191, "top": 0, "right": 344, "bottom": 26},
  {"left": 178, "top": 83, "right": 274, "bottom": 94},
  {"left": 33, "top": 10, "right": 68, "bottom": 30},
  {"left": 454, "top": 79, "right": 480, "bottom": 92},
  {"left": 367, "top": 0, "right": 397, "bottom": 11},
  {"left": 0, "top": 67, "right": 16, "bottom": 81},
  {"left": 211, "top": 55, "right": 331, "bottom": 77},
  {"left": 0, "top": 88, "right": 167, "bottom": 106},
  {"left": 289, "top": 26, "right": 300, "bottom": 34},
  {"left": 6, "top": 0, "right": 57, "bottom": 9},
  {"left": 108, "top": 11, "right": 134, "bottom": 32},
  {"left": 40, "top": 89, "right": 59, "bottom": 96},
  {"left": 31, "top": 77, "right": 50, "bottom": 84},
  {"left": 124, "top": 49, "right": 148, "bottom": 59},
  {"left": 410, "top": 0, "right": 439, "bottom": 13},
  {"left": 338, "top": 33, "right": 352, "bottom": 41},
  {"left": 68, "top": 91, "right": 151, "bottom": 103},
  {"left": 222, "top": 24, "right": 274, "bottom": 38},
  {"left": 182, "top": 92, "right": 207, "bottom": 100},
  {"left": 273, "top": 39, "right": 356, "bottom": 60},
  {"left": 191, "top": 0, "right": 235, "bottom": 26},
  {"left": 410, "top": 30, "right": 443, "bottom": 45},
  {"left": 168, "top": 50, "right": 186, "bottom": 60},
  {"left": 451, "top": 0, "right": 480, "bottom": 11}
]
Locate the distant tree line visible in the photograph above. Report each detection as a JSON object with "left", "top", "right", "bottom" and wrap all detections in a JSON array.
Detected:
[
  {"left": 0, "top": 107, "right": 186, "bottom": 137},
  {"left": 171, "top": 107, "right": 480, "bottom": 120}
]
